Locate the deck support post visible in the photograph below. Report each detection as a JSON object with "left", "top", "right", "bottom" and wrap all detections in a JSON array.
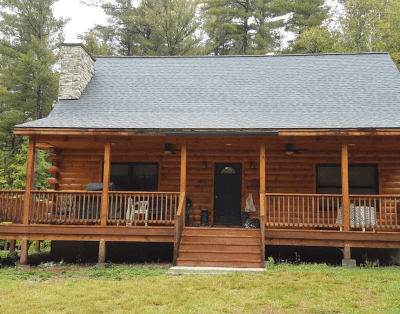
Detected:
[
  {"left": 101, "top": 142, "right": 111, "bottom": 227},
  {"left": 343, "top": 246, "right": 351, "bottom": 261},
  {"left": 10, "top": 240, "right": 16, "bottom": 252},
  {"left": 23, "top": 138, "right": 36, "bottom": 225},
  {"left": 260, "top": 143, "right": 266, "bottom": 267},
  {"left": 341, "top": 143, "right": 350, "bottom": 231},
  {"left": 342, "top": 245, "right": 356, "bottom": 267},
  {"left": 98, "top": 238, "right": 106, "bottom": 265},
  {"left": 19, "top": 238, "right": 29, "bottom": 267},
  {"left": 35, "top": 240, "right": 40, "bottom": 252}
]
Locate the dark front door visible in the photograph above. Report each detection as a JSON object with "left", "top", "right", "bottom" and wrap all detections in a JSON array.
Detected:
[{"left": 214, "top": 163, "right": 242, "bottom": 225}]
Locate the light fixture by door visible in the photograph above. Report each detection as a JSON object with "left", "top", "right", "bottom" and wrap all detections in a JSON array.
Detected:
[
  {"left": 251, "top": 162, "right": 255, "bottom": 170},
  {"left": 202, "top": 161, "right": 207, "bottom": 169},
  {"left": 163, "top": 143, "right": 180, "bottom": 155},
  {"left": 221, "top": 166, "right": 236, "bottom": 174},
  {"left": 285, "top": 144, "right": 309, "bottom": 156}
]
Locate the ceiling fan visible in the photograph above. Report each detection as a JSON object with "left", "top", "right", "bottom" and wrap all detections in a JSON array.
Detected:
[
  {"left": 163, "top": 143, "right": 180, "bottom": 155},
  {"left": 285, "top": 144, "right": 309, "bottom": 156}
]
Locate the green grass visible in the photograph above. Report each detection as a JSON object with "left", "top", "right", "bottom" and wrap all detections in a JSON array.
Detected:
[{"left": 0, "top": 262, "right": 399, "bottom": 313}]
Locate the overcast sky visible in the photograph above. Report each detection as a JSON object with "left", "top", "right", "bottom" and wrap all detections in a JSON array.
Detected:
[{"left": 53, "top": 0, "right": 109, "bottom": 43}]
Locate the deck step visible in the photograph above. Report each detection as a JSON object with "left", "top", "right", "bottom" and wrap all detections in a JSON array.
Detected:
[
  {"left": 176, "top": 227, "right": 263, "bottom": 268},
  {"left": 179, "top": 252, "right": 260, "bottom": 260},
  {"left": 182, "top": 227, "right": 260, "bottom": 236},
  {"left": 179, "top": 243, "right": 260, "bottom": 252},
  {"left": 181, "top": 235, "right": 260, "bottom": 245},
  {"left": 176, "top": 258, "right": 262, "bottom": 268}
]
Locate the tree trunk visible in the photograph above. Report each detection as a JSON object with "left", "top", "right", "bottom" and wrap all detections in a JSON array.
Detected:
[{"left": 243, "top": 0, "right": 250, "bottom": 55}]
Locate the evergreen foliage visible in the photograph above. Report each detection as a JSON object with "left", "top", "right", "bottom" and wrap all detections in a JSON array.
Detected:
[
  {"left": 0, "top": 0, "right": 66, "bottom": 189},
  {"left": 82, "top": 0, "right": 201, "bottom": 56},
  {"left": 202, "top": 0, "right": 284, "bottom": 55}
]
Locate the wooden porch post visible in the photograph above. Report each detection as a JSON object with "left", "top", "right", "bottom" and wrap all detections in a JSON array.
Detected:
[
  {"left": 259, "top": 143, "right": 266, "bottom": 267},
  {"left": 101, "top": 142, "right": 111, "bottom": 227},
  {"left": 180, "top": 143, "right": 187, "bottom": 223},
  {"left": 23, "top": 138, "right": 36, "bottom": 225},
  {"left": 341, "top": 143, "right": 350, "bottom": 231},
  {"left": 173, "top": 143, "right": 187, "bottom": 265}
]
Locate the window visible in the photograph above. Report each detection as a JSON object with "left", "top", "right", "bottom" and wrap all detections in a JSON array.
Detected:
[
  {"left": 110, "top": 162, "right": 158, "bottom": 191},
  {"left": 316, "top": 164, "right": 378, "bottom": 195}
]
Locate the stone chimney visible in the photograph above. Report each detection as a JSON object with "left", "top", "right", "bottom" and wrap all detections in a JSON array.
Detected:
[{"left": 58, "top": 43, "right": 96, "bottom": 100}]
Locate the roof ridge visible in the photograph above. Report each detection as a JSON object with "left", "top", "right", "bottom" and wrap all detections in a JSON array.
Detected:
[{"left": 93, "top": 52, "right": 389, "bottom": 59}]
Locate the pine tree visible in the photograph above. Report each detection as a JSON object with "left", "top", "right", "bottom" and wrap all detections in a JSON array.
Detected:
[
  {"left": 0, "top": 0, "right": 66, "bottom": 188},
  {"left": 202, "top": 0, "right": 284, "bottom": 55},
  {"left": 141, "top": 0, "right": 201, "bottom": 55},
  {"left": 283, "top": 0, "right": 329, "bottom": 34},
  {"left": 84, "top": 0, "right": 201, "bottom": 56}
]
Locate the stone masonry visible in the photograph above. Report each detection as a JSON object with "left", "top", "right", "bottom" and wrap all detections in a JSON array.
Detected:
[{"left": 58, "top": 44, "right": 96, "bottom": 100}]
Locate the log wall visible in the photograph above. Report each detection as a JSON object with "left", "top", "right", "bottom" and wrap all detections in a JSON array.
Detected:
[{"left": 47, "top": 143, "right": 400, "bottom": 225}]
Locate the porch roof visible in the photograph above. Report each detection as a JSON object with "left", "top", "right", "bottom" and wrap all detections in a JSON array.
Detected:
[{"left": 15, "top": 52, "right": 400, "bottom": 131}]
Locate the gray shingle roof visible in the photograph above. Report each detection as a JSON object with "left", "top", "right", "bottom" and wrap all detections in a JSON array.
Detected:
[{"left": 15, "top": 52, "right": 400, "bottom": 130}]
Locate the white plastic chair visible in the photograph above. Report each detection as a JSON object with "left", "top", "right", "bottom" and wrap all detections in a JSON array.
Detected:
[{"left": 125, "top": 198, "right": 149, "bottom": 226}]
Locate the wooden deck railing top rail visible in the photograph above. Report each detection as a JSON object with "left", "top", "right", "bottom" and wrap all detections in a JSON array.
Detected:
[
  {"left": 265, "top": 194, "right": 343, "bottom": 229},
  {"left": 0, "top": 190, "right": 25, "bottom": 223}
]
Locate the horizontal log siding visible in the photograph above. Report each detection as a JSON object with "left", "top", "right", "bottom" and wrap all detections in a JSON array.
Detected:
[
  {"left": 48, "top": 151, "right": 102, "bottom": 191},
  {"left": 47, "top": 145, "right": 400, "bottom": 226}
]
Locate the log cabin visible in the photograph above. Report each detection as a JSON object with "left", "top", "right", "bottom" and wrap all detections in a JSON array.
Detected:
[{"left": 2, "top": 44, "right": 400, "bottom": 267}]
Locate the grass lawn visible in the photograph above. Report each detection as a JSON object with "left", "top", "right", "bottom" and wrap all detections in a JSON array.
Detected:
[{"left": 0, "top": 256, "right": 399, "bottom": 314}]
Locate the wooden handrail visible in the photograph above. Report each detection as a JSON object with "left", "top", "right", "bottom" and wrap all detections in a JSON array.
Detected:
[
  {"left": 175, "top": 192, "right": 186, "bottom": 217},
  {"left": 173, "top": 192, "right": 186, "bottom": 265},
  {"left": 265, "top": 193, "right": 343, "bottom": 197}
]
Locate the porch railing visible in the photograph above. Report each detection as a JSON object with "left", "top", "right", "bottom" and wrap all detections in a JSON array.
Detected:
[
  {"left": 28, "top": 191, "right": 180, "bottom": 225},
  {"left": 30, "top": 191, "right": 102, "bottom": 224},
  {"left": 0, "top": 190, "right": 24, "bottom": 223},
  {"left": 107, "top": 192, "right": 179, "bottom": 225},
  {"left": 349, "top": 195, "right": 400, "bottom": 229},
  {"left": 265, "top": 193, "right": 343, "bottom": 228}
]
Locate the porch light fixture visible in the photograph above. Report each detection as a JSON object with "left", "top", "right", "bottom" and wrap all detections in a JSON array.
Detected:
[
  {"left": 251, "top": 162, "right": 255, "bottom": 170},
  {"left": 163, "top": 143, "right": 179, "bottom": 155},
  {"left": 285, "top": 144, "right": 309, "bottom": 156},
  {"left": 202, "top": 161, "right": 207, "bottom": 169},
  {"left": 285, "top": 144, "right": 295, "bottom": 156},
  {"left": 221, "top": 166, "right": 236, "bottom": 174}
]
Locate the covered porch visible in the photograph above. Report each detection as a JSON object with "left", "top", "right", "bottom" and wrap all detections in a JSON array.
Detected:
[{"left": 2, "top": 129, "right": 400, "bottom": 267}]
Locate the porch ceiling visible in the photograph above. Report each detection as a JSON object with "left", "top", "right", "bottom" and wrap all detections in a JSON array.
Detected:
[{"left": 34, "top": 134, "right": 400, "bottom": 153}]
